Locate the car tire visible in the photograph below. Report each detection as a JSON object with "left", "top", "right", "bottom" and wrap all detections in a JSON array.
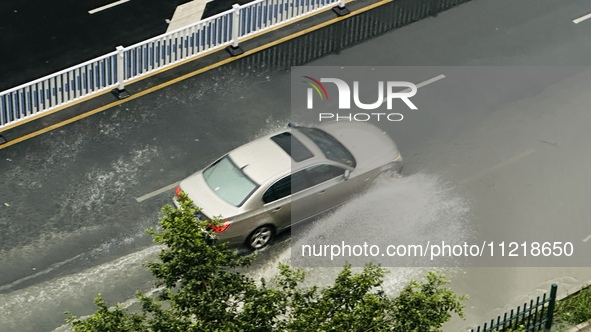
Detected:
[{"left": 246, "top": 225, "right": 275, "bottom": 250}]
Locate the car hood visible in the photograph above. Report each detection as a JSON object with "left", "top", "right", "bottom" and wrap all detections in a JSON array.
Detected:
[
  {"left": 319, "top": 122, "right": 399, "bottom": 170},
  {"left": 179, "top": 172, "right": 240, "bottom": 220}
]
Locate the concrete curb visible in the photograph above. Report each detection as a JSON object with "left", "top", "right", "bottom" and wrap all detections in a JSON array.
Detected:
[
  {"left": 565, "top": 319, "right": 591, "bottom": 332},
  {"left": 557, "top": 282, "right": 591, "bottom": 302}
]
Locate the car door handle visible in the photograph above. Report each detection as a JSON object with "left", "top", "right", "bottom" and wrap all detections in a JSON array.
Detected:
[
  {"left": 317, "top": 190, "right": 326, "bottom": 195},
  {"left": 273, "top": 207, "right": 282, "bottom": 212}
]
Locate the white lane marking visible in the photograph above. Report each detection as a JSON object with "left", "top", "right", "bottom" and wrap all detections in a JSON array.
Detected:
[
  {"left": 136, "top": 74, "right": 446, "bottom": 203},
  {"left": 573, "top": 12, "right": 591, "bottom": 24},
  {"left": 387, "top": 74, "right": 446, "bottom": 96},
  {"left": 166, "top": 0, "right": 213, "bottom": 32},
  {"left": 583, "top": 235, "right": 591, "bottom": 242},
  {"left": 88, "top": 0, "right": 130, "bottom": 14},
  {"left": 135, "top": 182, "right": 179, "bottom": 202},
  {"left": 459, "top": 148, "right": 536, "bottom": 185},
  {"left": 416, "top": 74, "right": 446, "bottom": 88}
]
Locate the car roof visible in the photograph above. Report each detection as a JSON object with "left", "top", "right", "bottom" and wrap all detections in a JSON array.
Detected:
[
  {"left": 227, "top": 128, "right": 328, "bottom": 185},
  {"left": 228, "top": 125, "right": 368, "bottom": 185}
]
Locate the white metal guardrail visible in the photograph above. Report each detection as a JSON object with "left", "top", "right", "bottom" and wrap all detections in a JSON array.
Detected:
[
  {"left": 0, "top": 51, "right": 119, "bottom": 130},
  {"left": 122, "top": 9, "right": 235, "bottom": 82},
  {"left": 239, "top": 0, "right": 342, "bottom": 37},
  {"left": 0, "top": 0, "right": 344, "bottom": 131}
]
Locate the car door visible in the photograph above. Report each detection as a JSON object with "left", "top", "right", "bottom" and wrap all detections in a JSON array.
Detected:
[
  {"left": 304, "top": 164, "right": 359, "bottom": 215},
  {"left": 262, "top": 170, "right": 318, "bottom": 231}
]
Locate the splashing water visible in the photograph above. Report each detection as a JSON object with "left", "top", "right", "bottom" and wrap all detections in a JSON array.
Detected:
[{"left": 248, "top": 172, "right": 472, "bottom": 294}]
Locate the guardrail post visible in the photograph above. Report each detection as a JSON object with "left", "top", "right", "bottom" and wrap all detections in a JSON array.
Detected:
[
  {"left": 544, "top": 283, "right": 558, "bottom": 331},
  {"left": 332, "top": 0, "right": 350, "bottom": 16},
  {"left": 226, "top": 4, "right": 244, "bottom": 56},
  {"left": 430, "top": 0, "right": 439, "bottom": 17},
  {"left": 112, "top": 46, "right": 130, "bottom": 99}
]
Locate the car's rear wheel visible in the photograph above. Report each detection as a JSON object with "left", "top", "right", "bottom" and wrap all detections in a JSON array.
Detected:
[{"left": 246, "top": 225, "right": 275, "bottom": 250}]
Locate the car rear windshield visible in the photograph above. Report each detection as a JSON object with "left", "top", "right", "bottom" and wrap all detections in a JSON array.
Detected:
[
  {"left": 297, "top": 127, "right": 356, "bottom": 168},
  {"left": 203, "top": 156, "right": 258, "bottom": 206}
]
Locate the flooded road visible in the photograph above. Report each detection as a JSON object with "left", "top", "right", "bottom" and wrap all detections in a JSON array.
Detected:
[{"left": 2, "top": 0, "right": 591, "bottom": 331}]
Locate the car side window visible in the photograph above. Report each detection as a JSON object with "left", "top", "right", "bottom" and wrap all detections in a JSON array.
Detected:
[
  {"left": 262, "top": 171, "right": 309, "bottom": 204},
  {"left": 306, "top": 164, "right": 345, "bottom": 187}
]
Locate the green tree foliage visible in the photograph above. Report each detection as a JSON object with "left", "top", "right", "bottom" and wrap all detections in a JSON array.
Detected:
[
  {"left": 66, "top": 296, "right": 147, "bottom": 331},
  {"left": 389, "top": 272, "right": 466, "bottom": 331},
  {"left": 67, "top": 193, "right": 466, "bottom": 332}
]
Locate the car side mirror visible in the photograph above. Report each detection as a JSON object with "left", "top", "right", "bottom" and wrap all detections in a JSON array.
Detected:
[{"left": 343, "top": 169, "right": 351, "bottom": 180}]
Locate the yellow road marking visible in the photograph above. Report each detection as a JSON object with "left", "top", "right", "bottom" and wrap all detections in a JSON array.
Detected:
[
  {"left": 0, "top": 90, "right": 114, "bottom": 132},
  {"left": 0, "top": 0, "right": 392, "bottom": 150}
]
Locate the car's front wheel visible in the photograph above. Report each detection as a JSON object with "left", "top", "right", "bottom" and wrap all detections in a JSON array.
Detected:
[{"left": 246, "top": 225, "right": 275, "bottom": 250}]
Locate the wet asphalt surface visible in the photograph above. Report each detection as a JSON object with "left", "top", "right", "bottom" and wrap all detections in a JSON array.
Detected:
[
  {"left": 2, "top": 0, "right": 591, "bottom": 331},
  {"left": 0, "top": 0, "right": 241, "bottom": 90}
]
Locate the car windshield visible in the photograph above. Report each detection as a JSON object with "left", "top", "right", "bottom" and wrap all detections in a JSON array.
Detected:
[
  {"left": 297, "top": 127, "right": 356, "bottom": 168},
  {"left": 203, "top": 156, "right": 258, "bottom": 206}
]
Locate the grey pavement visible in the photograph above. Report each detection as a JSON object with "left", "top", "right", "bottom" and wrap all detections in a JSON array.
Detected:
[{"left": 2, "top": 0, "right": 591, "bottom": 331}]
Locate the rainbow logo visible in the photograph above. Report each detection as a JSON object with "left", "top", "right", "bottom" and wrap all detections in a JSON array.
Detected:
[{"left": 303, "top": 76, "right": 328, "bottom": 100}]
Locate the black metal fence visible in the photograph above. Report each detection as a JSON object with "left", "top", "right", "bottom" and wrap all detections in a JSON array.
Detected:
[
  {"left": 233, "top": 0, "right": 474, "bottom": 72},
  {"left": 471, "top": 284, "right": 558, "bottom": 332}
]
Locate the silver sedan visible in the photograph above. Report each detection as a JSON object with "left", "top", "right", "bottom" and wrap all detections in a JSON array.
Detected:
[{"left": 173, "top": 121, "right": 402, "bottom": 250}]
